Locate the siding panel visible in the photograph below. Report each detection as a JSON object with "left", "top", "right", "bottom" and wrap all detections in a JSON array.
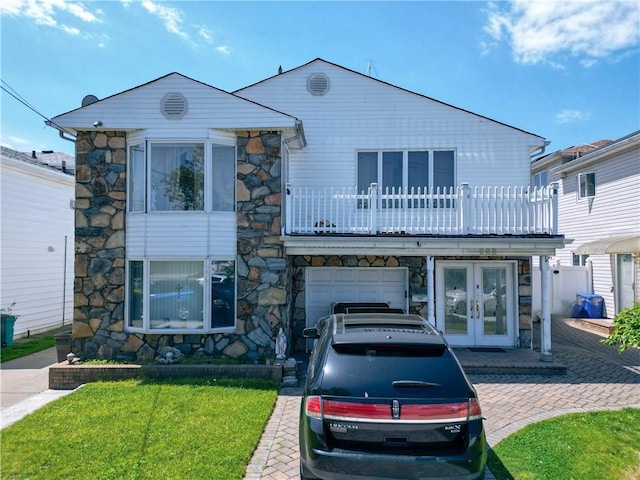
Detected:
[
  {"left": 237, "top": 61, "right": 543, "bottom": 190},
  {"left": 126, "top": 213, "right": 236, "bottom": 258},
  {"left": 1, "top": 159, "right": 75, "bottom": 336}
]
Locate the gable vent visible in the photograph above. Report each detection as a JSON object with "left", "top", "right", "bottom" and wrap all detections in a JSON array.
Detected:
[
  {"left": 307, "top": 73, "right": 330, "bottom": 96},
  {"left": 161, "top": 93, "right": 188, "bottom": 120}
]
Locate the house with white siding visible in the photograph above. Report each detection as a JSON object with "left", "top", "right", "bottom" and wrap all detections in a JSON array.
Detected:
[
  {"left": 531, "top": 131, "right": 640, "bottom": 318},
  {"left": 0, "top": 147, "right": 75, "bottom": 339},
  {"left": 49, "top": 58, "right": 565, "bottom": 362}
]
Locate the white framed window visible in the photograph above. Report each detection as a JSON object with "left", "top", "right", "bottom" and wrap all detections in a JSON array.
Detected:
[
  {"left": 534, "top": 170, "right": 548, "bottom": 188},
  {"left": 578, "top": 172, "right": 596, "bottom": 199},
  {"left": 357, "top": 149, "right": 455, "bottom": 207},
  {"left": 128, "top": 141, "right": 235, "bottom": 213},
  {"left": 572, "top": 253, "right": 590, "bottom": 266},
  {"left": 126, "top": 258, "right": 236, "bottom": 333}
]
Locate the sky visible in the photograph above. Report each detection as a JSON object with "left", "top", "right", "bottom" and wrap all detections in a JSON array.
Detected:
[{"left": 1, "top": 0, "right": 639, "bottom": 157}]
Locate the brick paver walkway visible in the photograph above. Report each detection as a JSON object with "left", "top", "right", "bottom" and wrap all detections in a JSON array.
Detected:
[{"left": 245, "top": 318, "right": 640, "bottom": 479}]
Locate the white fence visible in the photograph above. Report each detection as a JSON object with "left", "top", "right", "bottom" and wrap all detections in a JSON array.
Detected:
[{"left": 285, "top": 183, "right": 558, "bottom": 236}]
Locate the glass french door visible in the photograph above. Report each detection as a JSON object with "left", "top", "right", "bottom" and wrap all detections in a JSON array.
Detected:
[{"left": 436, "top": 261, "right": 515, "bottom": 346}]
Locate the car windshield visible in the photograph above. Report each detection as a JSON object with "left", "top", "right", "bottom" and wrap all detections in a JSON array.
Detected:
[{"left": 321, "top": 344, "right": 473, "bottom": 399}]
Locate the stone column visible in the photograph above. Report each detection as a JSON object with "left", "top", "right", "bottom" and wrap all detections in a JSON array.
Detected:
[
  {"left": 73, "top": 131, "right": 127, "bottom": 359},
  {"left": 235, "top": 131, "right": 288, "bottom": 361}
]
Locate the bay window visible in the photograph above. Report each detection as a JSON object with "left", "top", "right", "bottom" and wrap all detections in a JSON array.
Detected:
[
  {"left": 126, "top": 259, "right": 236, "bottom": 332},
  {"left": 128, "top": 141, "right": 235, "bottom": 213}
]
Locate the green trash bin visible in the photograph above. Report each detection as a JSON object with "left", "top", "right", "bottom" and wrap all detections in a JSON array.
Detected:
[{"left": 1, "top": 314, "right": 17, "bottom": 347}]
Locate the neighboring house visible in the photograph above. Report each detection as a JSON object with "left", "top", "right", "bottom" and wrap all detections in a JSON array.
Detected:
[
  {"left": 531, "top": 131, "right": 640, "bottom": 318},
  {"left": 0, "top": 147, "right": 75, "bottom": 337},
  {"left": 49, "top": 58, "right": 564, "bottom": 362}
]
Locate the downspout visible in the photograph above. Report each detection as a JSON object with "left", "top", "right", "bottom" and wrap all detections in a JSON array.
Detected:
[
  {"left": 530, "top": 140, "right": 551, "bottom": 160},
  {"left": 44, "top": 120, "right": 76, "bottom": 143},
  {"left": 284, "top": 120, "right": 307, "bottom": 149}
]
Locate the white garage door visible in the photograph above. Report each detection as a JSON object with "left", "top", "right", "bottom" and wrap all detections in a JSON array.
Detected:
[{"left": 305, "top": 267, "right": 408, "bottom": 331}]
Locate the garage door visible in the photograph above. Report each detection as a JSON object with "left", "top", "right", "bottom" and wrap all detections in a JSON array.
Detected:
[{"left": 306, "top": 267, "right": 408, "bottom": 331}]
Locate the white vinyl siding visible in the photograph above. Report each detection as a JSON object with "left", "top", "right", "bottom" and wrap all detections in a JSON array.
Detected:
[
  {"left": 1, "top": 157, "right": 75, "bottom": 336},
  {"left": 235, "top": 61, "right": 543, "bottom": 190},
  {"left": 554, "top": 144, "right": 640, "bottom": 315},
  {"left": 126, "top": 213, "right": 236, "bottom": 258},
  {"left": 51, "top": 74, "right": 299, "bottom": 134}
]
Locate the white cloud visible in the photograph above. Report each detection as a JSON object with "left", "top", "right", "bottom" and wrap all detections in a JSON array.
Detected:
[
  {"left": 484, "top": 0, "right": 640, "bottom": 66},
  {"left": 555, "top": 109, "right": 590, "bottom": 124},
  {"left": 2, "top": 134, "right": 31, "bottom": 148},
  {"left": 216, "top": 45, "right": 231, "bottom": 56},
  {"left": 65, "top": 2, "right": 99, "bottom": 23},
  {"left": 60, "top": 24, "right": 80, "bottom": 35},
  {"left": 0, "top": 0, "right": 102, "bottom": 34},
  {"left": 198, "top": 26, "right": 214, "bottom": 43},
  {"left": 141, "top": 0, "right": 189, "bottom": 40}
]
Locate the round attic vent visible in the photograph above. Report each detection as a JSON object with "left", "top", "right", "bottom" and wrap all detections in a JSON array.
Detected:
[
  {"left": 307, "top": 73, "right": 330, "bottom": 96},
  {"left": 161, "top": 92, "right": 188, "bottom": 120}
]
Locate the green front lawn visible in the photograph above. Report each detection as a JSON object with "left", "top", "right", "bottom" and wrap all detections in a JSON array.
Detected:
[
  {"left": 1, "top": 335, "right": 55, "bottom": 363},
  {"left": 489, "top": 408, "right": 640, "bottom": 480},
  {"left": 1, "top": 378, "right": 279, "bottom": 480}
]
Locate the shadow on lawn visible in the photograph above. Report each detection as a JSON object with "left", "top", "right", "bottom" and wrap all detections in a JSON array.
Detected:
[{"left": 487, "top": 448, "right": 515, "bottom": 480}]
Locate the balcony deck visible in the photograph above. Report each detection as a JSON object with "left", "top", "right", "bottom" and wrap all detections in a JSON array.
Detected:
[{"left": 285, "top": 183, "right": 558, "bottom": 237}]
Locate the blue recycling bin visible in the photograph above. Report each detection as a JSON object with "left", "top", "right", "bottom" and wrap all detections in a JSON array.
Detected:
[
  {"left": 576, "top": 294, "right": 604, "bottom": 319},
  {"left": 1, "top": 314, "right": 16, "bottom": 347}
]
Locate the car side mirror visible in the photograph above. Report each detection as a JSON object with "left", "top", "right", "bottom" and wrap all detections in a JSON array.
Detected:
[{"left": 303, "top": 327, "right": 320, "bottom": 339}]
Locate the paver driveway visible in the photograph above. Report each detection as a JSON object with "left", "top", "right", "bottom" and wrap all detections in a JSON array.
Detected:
[{"left": 245, "top": 318, "right": 640, "bottom": 480}]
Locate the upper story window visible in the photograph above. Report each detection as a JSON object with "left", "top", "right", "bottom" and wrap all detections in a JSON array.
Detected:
[
  {"left": 534, "top": 170, "right": 548, "bottom": 188},
  {"left": 578, "top": 172, "right": 596, "bottom": 199},
  {"left": 357, "top": 150, "right": 455, "bottom": 208},
  {"left": 128, "top": 141, "right": 235, "bottom": 213}
]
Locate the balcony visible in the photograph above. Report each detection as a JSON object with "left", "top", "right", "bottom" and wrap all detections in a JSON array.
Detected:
[{"left": 285, "top": 183, "right": 558, "bottom": 236}]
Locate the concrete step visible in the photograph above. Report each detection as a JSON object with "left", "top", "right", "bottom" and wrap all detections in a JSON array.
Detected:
[{"left": 566, "top": 318, "right": 614, "bottom": 337}]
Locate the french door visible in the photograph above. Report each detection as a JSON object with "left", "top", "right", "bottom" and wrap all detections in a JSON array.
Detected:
[{"left": 436, "top": 261, "right": 516, "bottom": 347}]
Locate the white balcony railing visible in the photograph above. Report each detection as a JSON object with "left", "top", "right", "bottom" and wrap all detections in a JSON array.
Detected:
[{"left": 284, "top": 183, "right": 558, "bottom": 236}]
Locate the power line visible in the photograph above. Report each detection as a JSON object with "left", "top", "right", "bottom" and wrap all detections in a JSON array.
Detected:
[{"left": 0, "top": 79, "right": 76, "bottom": 140}]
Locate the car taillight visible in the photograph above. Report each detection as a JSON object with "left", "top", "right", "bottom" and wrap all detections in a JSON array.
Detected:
[
  {"left": 306, "top": 397, "right": 483, "bottom": 423},
  {"left": 305, "top": 395, "right": 323, "bottom": 418},
  {"left": 468, "top": 398, "right": 483, "bottom": 420},
  {"left": 402, "top": 402, "right": 469, "bottom": 421},
  {"left": 323, "top": 399, "right": 391, "bottom": 420}
]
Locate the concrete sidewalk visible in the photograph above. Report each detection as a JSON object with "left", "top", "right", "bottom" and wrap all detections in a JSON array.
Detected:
[{"left": 0, "top": 347, "right": 75, "bottom": 430}]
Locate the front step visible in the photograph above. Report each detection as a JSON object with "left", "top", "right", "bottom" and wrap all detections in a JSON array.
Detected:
[{"left": 566, "top": 318, "right": 615, "bottom": 337}]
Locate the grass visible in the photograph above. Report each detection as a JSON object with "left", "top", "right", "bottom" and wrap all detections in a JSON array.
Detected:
[
  {"left": 0, "top": 377, "right": 279, "bottom": 480},
  {"left": 0, "top": 335, "right": 55, "bottom": 363},
  {"left": 488, "top": 408, "right": 640, "bottom": 480}
]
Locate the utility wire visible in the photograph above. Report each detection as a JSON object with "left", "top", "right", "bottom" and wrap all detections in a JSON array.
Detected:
[{"left": 1, "top": 79, "right": 76, "bottom": 139}]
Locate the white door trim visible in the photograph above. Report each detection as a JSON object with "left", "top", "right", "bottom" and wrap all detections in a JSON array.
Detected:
[{"left": 436, "top": 261, "right": 517, "bottom": 347}]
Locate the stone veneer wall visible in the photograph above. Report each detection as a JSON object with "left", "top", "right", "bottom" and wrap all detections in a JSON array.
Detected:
[
  {"left": 290, "top": 256, "right": 532, "bottom": 352},
  {"left": 72, "top": 130, "right": 288, "bottom": 362},
  {"left": 234, "top": 131, "right": 289, "bottom": 361},
  {"left": 73, "top": 131, "right": 127, "bottom": 359}
]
